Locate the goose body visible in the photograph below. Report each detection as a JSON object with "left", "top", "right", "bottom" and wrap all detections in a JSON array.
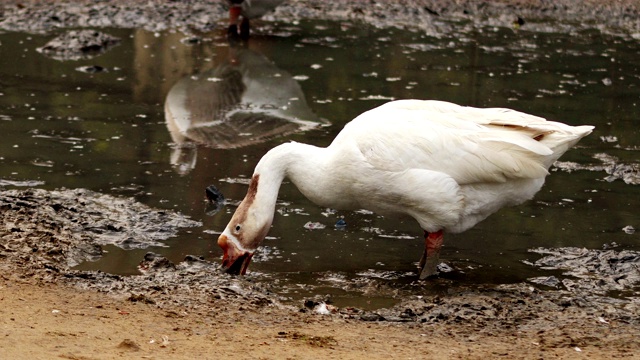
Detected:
[{"left": 217, "top": 100, "right": 593, "bottom": 278}]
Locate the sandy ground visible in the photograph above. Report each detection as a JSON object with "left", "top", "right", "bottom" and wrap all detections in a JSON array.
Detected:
[
  {"left": 3, "top": 277, "right": 639, "bottom": 360},
  {"left": 2, "top": 1, "right": 640, "bottom": 359}
]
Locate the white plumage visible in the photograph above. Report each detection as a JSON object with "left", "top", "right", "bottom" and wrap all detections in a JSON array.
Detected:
[{"left": 217, "top": 100, "right": 593, "bottom": 279}]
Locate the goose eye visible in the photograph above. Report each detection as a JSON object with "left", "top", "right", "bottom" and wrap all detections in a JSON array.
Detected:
[{"left": 235, "top": 225, "right": 241, "bottom": 232}]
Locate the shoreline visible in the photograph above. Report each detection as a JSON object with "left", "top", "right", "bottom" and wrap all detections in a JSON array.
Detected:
[
  {"left": 1, "top": 1, "right": 640, "bottom": 358},
  {"left": 1, "top": 0, "right": 640, "bottom": 34}
]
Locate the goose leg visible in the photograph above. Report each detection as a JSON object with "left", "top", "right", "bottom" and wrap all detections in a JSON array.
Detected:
[
  {"left": 418, "top": 230, "right": 443, "bottom": 279},
  {"left": 240, "top": 18, "right": 250, "bottom": 40},
  {"left": 227, "top": 2, "right": 243, "bottom": 41}
]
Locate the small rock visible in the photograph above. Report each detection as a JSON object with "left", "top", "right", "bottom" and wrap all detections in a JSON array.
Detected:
[{"left": 117, "top": 339, "right": 140, "bottom": 351}]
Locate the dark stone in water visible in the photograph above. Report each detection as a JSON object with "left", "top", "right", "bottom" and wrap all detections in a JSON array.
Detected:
[
  {"left": 205, "top": 185, "right": 224, "bottom": 204},
  {"left": 205, "top": 185, "right": 225, "bottom": 216}
]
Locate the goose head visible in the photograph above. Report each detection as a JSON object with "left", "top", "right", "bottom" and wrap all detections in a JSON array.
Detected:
[{"left": 217, "top": 174, "right": 275, "bottom": 275}]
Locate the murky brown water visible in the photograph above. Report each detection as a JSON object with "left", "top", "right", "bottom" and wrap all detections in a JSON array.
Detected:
[{"left": 1, "top": 21, "right": 638, "bottom": 307}]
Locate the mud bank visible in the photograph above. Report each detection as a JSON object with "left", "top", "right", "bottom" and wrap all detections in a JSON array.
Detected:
[
  {"left": 1, "top": 188, "right": 639, "bottom": 331},
  {"left": 1, "top": 0, "right": 640, "bottom": 35}
]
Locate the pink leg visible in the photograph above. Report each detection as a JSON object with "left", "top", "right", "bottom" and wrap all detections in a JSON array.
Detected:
[
  {"left": 229, "top": 5, "right": 242, "bottom": 26},
  {"left": 418, "top": 230, "right": 443, "bottom": 279},
  {"left": 228, "top": 5, "right": 242, "bottom": 39}
]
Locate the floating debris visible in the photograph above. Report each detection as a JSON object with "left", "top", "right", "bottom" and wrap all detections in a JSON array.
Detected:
[
  {"left": 554, "top": 153, "right": 640, "bottom": 185},
  {"left": 304, "top": 221, "right": 326, "bottom": 230},
  {"left": 600, "top": 135, "right": 618, "bottom": 143},
  {"left": 293, "top": 75, "right": 309, "bottom": 81},
  {"left": 75, "top": 65, "right": 107, "bottom": 73},
  {"left": 359, "top": 95, "right": 395, "bottom": 101},
  {"left": 334, "top": 218, "right": 347, "bottom": 229}
]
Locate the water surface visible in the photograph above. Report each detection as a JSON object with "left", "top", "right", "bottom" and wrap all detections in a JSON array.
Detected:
[{"left": 1, "top": 20, "right": 638, "bottom": 308}]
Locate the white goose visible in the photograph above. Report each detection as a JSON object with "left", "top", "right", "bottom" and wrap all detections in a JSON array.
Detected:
[{"left": 217, "top": 100, "right": 593, "bottom": 279}]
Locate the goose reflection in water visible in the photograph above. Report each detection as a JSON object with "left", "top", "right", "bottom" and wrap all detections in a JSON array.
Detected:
[{"left": 164, "top": 42, "right": 329, "bottom": 174}]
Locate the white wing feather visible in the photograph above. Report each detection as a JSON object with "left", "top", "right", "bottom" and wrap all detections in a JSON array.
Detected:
[{"left": 333, "top": 100, "right": 592, "bottom": 185}]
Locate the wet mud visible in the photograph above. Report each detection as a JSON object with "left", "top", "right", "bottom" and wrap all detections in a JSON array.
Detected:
[
  {"left": 1, "top": 0, "right": 640, "bottom": 35},
  {"left": 1, "top": 0, "right": 640, "bottom": 351},
  {"left": 0, "top": 188, "right": 200, "bottom": 268},
  {"left": 36, "top": 29, "right": 120, "bottom": 61},
  {"left": 1, "top": 187, "right": 639, "bottom": 333}
]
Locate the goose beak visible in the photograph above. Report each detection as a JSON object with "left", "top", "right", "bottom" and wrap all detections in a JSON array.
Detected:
[{"left": 218, "top": 234, "right": 253, "bottom": 275}]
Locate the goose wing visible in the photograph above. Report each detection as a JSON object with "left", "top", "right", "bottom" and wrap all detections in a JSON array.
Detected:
[{"left": 334, "top": 100, "right": 562, "bottom": 185}]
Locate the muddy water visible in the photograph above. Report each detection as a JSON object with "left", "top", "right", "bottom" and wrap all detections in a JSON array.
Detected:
[{"left": 1, "top": 21, "right": 638, "bottom": 308}]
